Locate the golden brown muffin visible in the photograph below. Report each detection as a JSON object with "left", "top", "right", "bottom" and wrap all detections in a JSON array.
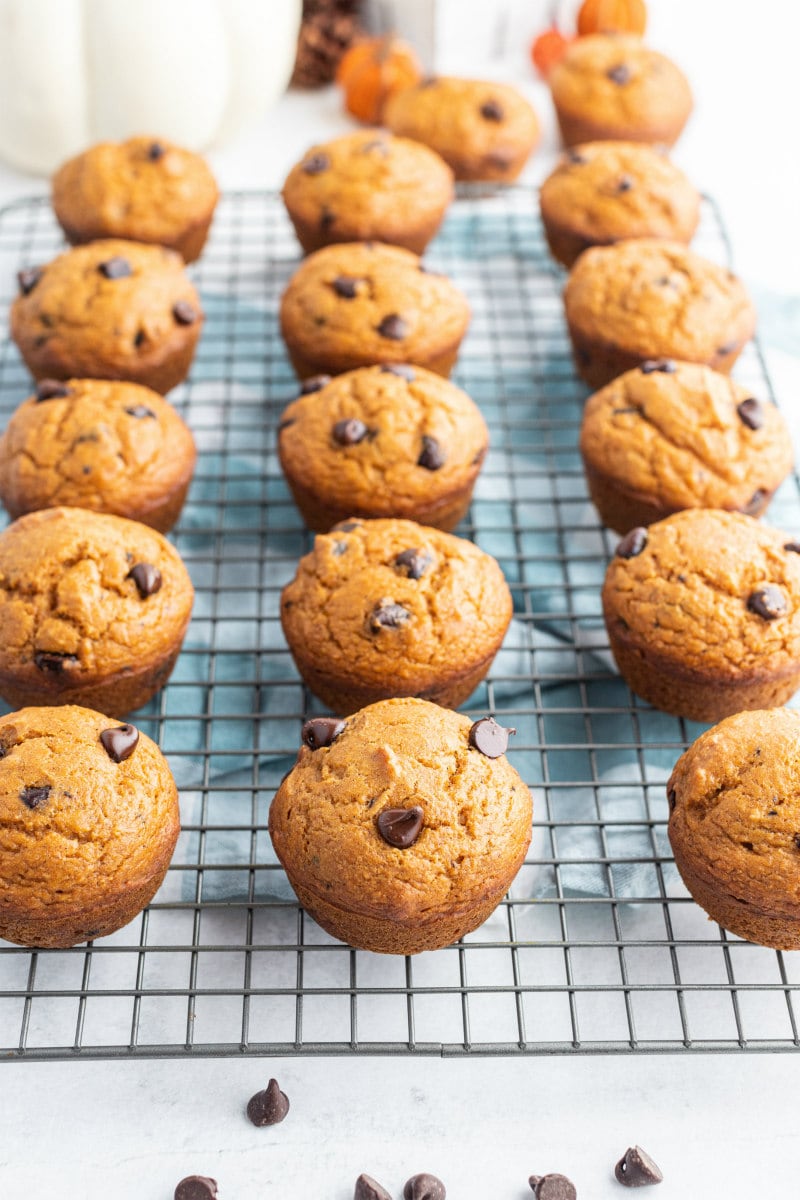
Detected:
[
  {"left": 384, "top": 76, "right": 540, "bottom": 182},
  {"left": 51, "top": 136, "right": 219, "bottom": 263},
  {"left": 549, "top": 34, "right": 693, "bottom": 147},
  {"left": 281, "top": 130, "right": 454, "bottom": 255},
  {"left": 268, "top": 697, "right": 532, "bottom": 954},
  {"left": 0, "top": 704, "right": 179, "bottom": 949},
  {"left": 0, "top": 378, "right": 197, "bottom": 532},
  {"left": 539, "top": 141, "right": 700, "bottom": 268},
  {"left": 10, "top": 239, "right": 203, "bottom": 394},
  {"left": 668, "top": 708, "right": 800, "bottom": 950},
  {"left": 563, "top": 239, "right": 756, "bottom": 388},
  {"left": 602, "top": 509, "right": 800, "bottom": 722},
  {"left": 279, "top": 241, "right": 470, "bottom": 379},
  {"left": 277, "top": 364, "right": 488, "bottom": 532},
  {"left": 580, "top": 362, "right": 793, "bottom": 533},
  {"left": 280, "top": 518, "right": 512, "bottom": 715},
  {"left": 0, "top": 507, "right": 194, "bottom": 716}
]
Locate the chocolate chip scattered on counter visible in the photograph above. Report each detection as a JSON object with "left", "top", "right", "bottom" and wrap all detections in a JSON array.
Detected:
[
  {"left": 607, "top": 63, "right": 631, "bottom": 84},
  {"left": 173, "top": 300, "right": 198, "bottom": 325},
  {"left": 34, "top": 651, "right": 79, "bottom": 674},
  {"left": 301, "top": 374, "right": 332, "bottom": 395},
  {"left": 129, "top": 562, "right": 163, "bottom": 598},
  {"left": 377, "top": 313, "right": 409, "bottom": 340},
  {"left": 147, "top": 141, "right": 165, "bottom": 161},
  {"left": 736, "top": 397, "right": 765, "bottom": 430},
  {"left": 380, "top": 363, "right": 415, "bottom": 380},
  {"left": 747, "top": 586, "right": 787, "bottom": 621},
  {"left": 640, "top": 359, "right": 675, "bottom": 375},
  {"left": 614, "top": 1145, "right": 663, "bottom": 1187},
  {"left": 302, "top": 717, "right": 345, "bottom": 749},
  {"left": 333, "top": 418, "right": 369, "bottom": 446},
  {"left": 377, "top": 805, "right": 424, "bottom": 849},
  {"left": 246, "top": 1077, "right": 290, "bottom": 1126},
  {"left": 480, "top": 99, "right": 503, "bottom": 120},
  {"left": 617, "top": 174, "right": 634, "bottom": 192},
  {"left": 20, "top": 784, "right": 51, "bottom": 810},
  {"left": 100, "top": 724, "right": 140, "bottom": 763},
  {"left": 403, "top": 1173, "right": 446, "bottom": 1200},
  {"left": 124, "top": 404, "right": 157, "bottom": 419},
  {"left": 529, "top": 1174, "right": 577, "bottom": 1200},
  {"left": 616, "top": 527, "right": 648, "bottom": 559},
  {"left": 17, "top": 267, "right": 42, "bottom": 295},
  {"left": 302, "top": 152, "right": 330, "bottom": 175},
  {"left": 370, "top": 601, "right": 411, "bottom": 630},
  {"left": 394, "top": 548, "right": 432, "bottom": 580},
  {"left": 98, "top": 256, "right": 132, "bottom": 280},
  {"left": 35, "top": 379, "right": 72, "bottom": 402},
  {"left": 417, "top": 435, "right": 446, "bottom": 471},
  {"left": 784, "top": 542, "right": 800, "bottom": 554},
  {"left": 174, "top": 1177, "right": 218, "bottom": 1200},
  {"left": 355, "top": 1175, "right": 393, "bottom": 1200},
  {"left": 469, "top": 716, "right": 516, "bottom": 758}
]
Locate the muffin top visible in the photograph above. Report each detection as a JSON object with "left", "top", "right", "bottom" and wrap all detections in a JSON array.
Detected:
[
  {"left": 564, "top": 239, "right": 756, "bottom": 363},
  {"left": 0, "top": 379, "right": 196, "bottom": 520},
  {"left": 0, "top": 704, "right": 178, "bottom": 918},
  {"left": 602, "top": 509, "right": 800, "bottom": 681},
  {"left": 550, "top": 34, "right": 693, "bottom": 134},
  {"left": 280, "top": 517, "right": 512, "bottom": 690},
  {"left": 268, "top": 697, "right": 532, "bottom": 920},
  {"left": 0, "top": 506, "right": 194, "bottom": 678},
  {"left": 540, "top": 141, "right": 700, "bottom": 245},
  {"left": 282, "top": 130, "right": 454, "bottom": 237},
  {"left": 580, "top": 362, "right": 793, "bottom": 514},
  {"left": 668, "top": 708, "right": 800, "bottom": 915},
  {"left": 277, "top": 364, "right": 488, "bottom": 518},
  {"left": 51, "top": 136, "right": 219, "bottom": 245},
  {"left": 279, "top": 242, "right": 470, "bottom": 372}
]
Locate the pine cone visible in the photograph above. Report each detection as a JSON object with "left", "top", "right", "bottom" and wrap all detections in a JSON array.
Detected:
[{"left": 291, "top": 0, "right": 363, "bottom": 89}]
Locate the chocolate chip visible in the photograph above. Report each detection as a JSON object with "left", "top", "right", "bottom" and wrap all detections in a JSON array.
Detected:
[
  {"left": 174, "top": 1178, "right": 218, "bottom": 1200},
  {"left": 485, "top": 150, "right": 514, "bottom": 171},
  {"left": 355, "top": 1175, "right": 392, "bottom": 1200},
  {"left": 747, "top": 586, "right": 787, "bottom": 620},
  {"left": 737, "top": 397, "right": 765, "bottom": 430},
  {"left": 129, "top": 562, "right": 163, "bottom": 598},
  {"left": 35, "top": 379, "right": 72, "bottom": 402},
  {"left": 717, "top": 338, "right": 739, "bottom": 356},
  {"left": 529, "top": 1175, "right": 576, "bottom": 1200},
  {"left": 566, "top": 149, "right": 586, "bottom": 164},
  {"left": 378, "top": 806, "right": 424, "bottom": 849},
  {"left": 302, "top": 717, "right": 345, "bottom": 749},
  {"left": 20, "top": 784, "right": 51, "bottom": 810},
  {"left": 332, "top": 275, "right": 361, "bottom": 299},
  {"left": 173, "top": 300, "right": 198, "bottom": 325},
  {"left": 607, "top": 63, "right": 631, "bottom": 84},
  {"left": 320, "top": 205, "right": 336, "bottom": 231},
  {"left": 469, "top": 716, "right": 515, "bottom": 759},
  {"left": 784, "top": 542, "right": 800, "bottom": 554},
  {"left": 333, "top": 520, "right": 362, "bottom": 532},
  {"left": 616, "top": 527, "right": 648, "bottom": 559},
  {"left": 100, "top": 724, "right": 139, "bottom": 763},
  {"left": 794, "top": 834, "right": 800, "bottom": 851},
  {"left": 246, "top": 1077, "right": 290, "bottom": 1126},
  {"left": 377, "top": 314, "right": 408, "bottom": 340},
  {"left": 667, "top": 787, "right": 676, "bottom": 811},
  {"left": 300, "top": 374, "right": 332, "bottom": 395},
  {"left": 98, "top": 256, "right": 132, "bottom": 280},
  {"left": 640, "top": 360, "right": 676, "bottom": 375},
  {"left": 403, "top": 1173, "right": 446, "bottom": 1200},
  {"left": 369, "top": 601, "right": 411, "bottom": 630},
  {"left": 333, "top": 418, "right": 369, "bottom": 446},
  {"left": 34, "top": 651, "right": 79, "bottom": 673},
  {"left": 418, "top": 435, "right": 446, "bottom": 471},
  {"left": 395, "top": 548, "right": 432, "bottom": 580},
  {"left": 741, "top": 489, "right": 767, "bottom": 516},
  {"left": 302, "top": 152, "right": 330, "bottom": 175},
  {"left": 147, "top": 141, "right": 165, "bottom": 161},
  {"left": 480, "top": 99, "right": 503, "bottom": 120},
  {"left": 133, "top": 329, "right": 147, "bottom": 348},
  {"left": 380, "top": 363, "right": 415, "bottom": 380},
  {"left": 617, "top": 174, "right": 634, "bottom": 192},
  {"left": 614, "top": 1145, "right": 663, "bottom": 1187},
  {"left": 124, "top": 404, "right": 157, "bottom": 419},
  {"left": 17, "top": 267, "right": 42, "bottom": 295},
  {"left": 419, "top": 75, "right": 438, "bottom": 87}
]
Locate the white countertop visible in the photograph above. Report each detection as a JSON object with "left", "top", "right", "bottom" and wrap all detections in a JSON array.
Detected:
[{"left": 2, "top": 2, "right": 800, "bottom": 1197}]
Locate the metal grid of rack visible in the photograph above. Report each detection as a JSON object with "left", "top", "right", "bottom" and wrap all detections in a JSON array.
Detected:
[{"left": 1, "top": 188, "right": 799, "bottom": 1060}]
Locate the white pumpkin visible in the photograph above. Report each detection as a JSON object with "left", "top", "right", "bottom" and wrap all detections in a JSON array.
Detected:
[{"left": 0, "top": 0, "right": 302, "bottom": 174}]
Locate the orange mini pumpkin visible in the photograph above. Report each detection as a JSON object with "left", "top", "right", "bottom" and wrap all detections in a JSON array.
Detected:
[
  {"left": 336, "top": 35, "right": 422, "bottom": 125},
  {"left": 577, "top": 0, "right": 647, "bottom": 35}
]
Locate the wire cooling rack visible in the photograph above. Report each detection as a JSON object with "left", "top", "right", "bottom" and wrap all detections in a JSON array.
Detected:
[{"left": 0, "top": 187, "right": 799, "bottom": 1061}]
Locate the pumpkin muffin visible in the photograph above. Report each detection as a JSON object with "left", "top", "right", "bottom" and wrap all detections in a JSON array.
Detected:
[
  {"left": 549, "top": 34, "right": 693, "bottom": 147},
  {"left": 277, "top": 364, "right": 488, "bottom": 532},
  {"left": 268, "top": 697, "right": 532, "bottom": 954},
  {"left": 668, "top": 708, "right": 800, "bottom": 950},
  {"left": 279, "top": 241, "right": 470, "bottom": 379},
  {"left": 580, "top": 362, "right": 793, "bottom": 534},
  {"left": 51, "top": 135, "right": 219, "bottom": 263},
  {"left": 0, "top": 378, "right": 197, "bottom": 532},
  {"left": 540, "top": 141, "right": 700, "bottom": 268},
  {"left": 602, "top": 509, "right": 800, "bottom": 722},
  {"left": 280, "top": 518, "right": 512, "bottom": 715},
  {"left": 384, "top": 76, "right": 540, "bottom": 182},
  {"left": 10, "top": 239, "right": 203, "bottom": 394},
  {"left": 563, "top": 239, "right": 756, "bottom": 388},
  {"left": 281, "top": 130, "right": 454, "bottom": 255},
  {"left": 0, "top": 506, "right": 194, "bottom": 716},
  {"left": 0, "top": 704, "right": 179, "bottom": 949}
]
